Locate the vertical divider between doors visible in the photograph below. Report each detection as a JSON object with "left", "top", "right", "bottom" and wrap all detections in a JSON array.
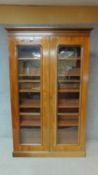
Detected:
[
  {"left": 42, "top": 37, "right": 50, "bottom": 150},
  {"left": 49, "top": 37, "right": 58, "bottom": 151},
  {"left": 48, "top": 36, "right": 51, "bottom": 151}
]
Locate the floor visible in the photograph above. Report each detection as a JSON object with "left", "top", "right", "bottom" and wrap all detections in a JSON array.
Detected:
[{"left": 0, "top": 138, "right": 98, "bottom": 175}]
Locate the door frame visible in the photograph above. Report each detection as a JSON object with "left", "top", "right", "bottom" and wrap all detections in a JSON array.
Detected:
[
  {"left": 49, "top": 35, "right": 90, "bottom": 152},
  {"left": 9, "top": 34, "right": 50, "bottom": 152}
]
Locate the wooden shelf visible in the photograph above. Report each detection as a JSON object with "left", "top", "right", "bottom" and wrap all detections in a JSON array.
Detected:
[
  {"left": 19, "top": 74, "right": 40, "bottom": 77},
  {"left": 58, "top": 74, "right": 80, "bottom": 77},
  {"left": 20, "top": 100, "right": 79, "bottom": 109},
  {"left": 58, "top": 99, "right": 79, "bottom": 108},
  {"left": 58, "top": 83, "right": 80, "bottom": 89},
  {"left": 19, "top": 89, "right": 40, "bottom": 93},
  {"left": 20, "top": 120, "right": 40, "bottom": 127},
  {"left": 20, "top": 100, "right": 40, "bottom": 108},
  {"left": 58, "top": 89, "right": 79, "bottom": 93},
  {"left": 58, "top": 57, "right": 80, "bottom": 61},
  {"left": 58, "top": 80, "right": 80, "bottom": 83},
  {"left": 58, "top": 75, "right": 80, "bottom": 77},
  {"left": 58, "top": 116, "right": 79, "bottom": 121},
  {"left": 58, "top": 113, "right": 79, "bottom": 116},
  {"left": 58, "top": 113, "right": 79, "bottom": 120},
  {"left": 58, "top": 120, "right": 78, "bottom": 127},
  {"left": 19, "top": 80, "right": 40, "bottom": 83},
  {"left": 20, "top": 119, "right": 78, "bottom": 128},
  {"left": 20, "top": 112, "right": 40, "bottom": 116},
  {"left": 18, "top": 57, "right": 40, "bottom": 60}
]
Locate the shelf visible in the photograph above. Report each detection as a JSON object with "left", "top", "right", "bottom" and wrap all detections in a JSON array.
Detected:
[
  {"left": 19, "top": 80, "right": 40, "bottom": 83},
  {"left": 58, "top": 80, "right": 80, "bottom": 83},
  {"left": 58, "top": 113, "right": 79, "bottom": 116},
  {"left": 58, "top": 89, "right": 80, "bottom": 93},
  {"left": 58, "top": 116, "right": 79, "bottom": 121},
  {"left": 58, "top": 75, "right": 80, "bottom": 78},
  {"left": 58, "top": 99, "right": 79, "bottom": 108},
  {"left": 20, "top": 119, "right": 78, "bottom": 127},
  {"left": 58, "top": 120, "right": 78, "bottom": 127},
  {"left": 58, "top": 113, "right": 79, "bottom": 120},
  {"left": 18, "top": 80, "right": 81, "bottom": 83},
  {"left": 20, "top": 100, "right": 40, "bottom": 108},
  {"left": 19, "top": 89, "right": 40, "bottom": 93},
  {"left": 20, "top": 112, "right": 40, "bottom": 116},
  {"left": 20, "top": 100, "right": 79, "bottom": 109},
  {"left": 20, "top": 119, "right": 40, "bottom": 127},
  {"left": 18, "top": 57, "right": 40, "bottom": 60},
  {"left": 19, "top": 74, "right": 40, "bottom": 77},
  {"left": 58, "top": 74, "right": 80, "bottom": 77},
  {"left": 58, "top": 57, "right": 80, "bottom": 61},
  {"left": 58, "top": 82, "right": 80, "bottom": 89}
]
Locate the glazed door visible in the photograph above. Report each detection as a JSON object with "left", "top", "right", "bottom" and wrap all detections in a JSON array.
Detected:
[
  {"left": 50, "top": 36, "right": 89, "bottom": 151},
  {"left": 9, "top": 36, "right": 49, "bottom": 152}
]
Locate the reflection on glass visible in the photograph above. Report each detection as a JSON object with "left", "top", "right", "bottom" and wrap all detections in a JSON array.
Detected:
[
  {"left": 57, "top": 45, "right": 81, "bottom": 144},
  {"left": 17, "top": 45, "right": 41, "bottom": 144},
  {"left": 17, "top": 45, "right": 40, "bottom": 58},
  {"left": 58, "top": 46, "right": 80, "bottom": 59}
]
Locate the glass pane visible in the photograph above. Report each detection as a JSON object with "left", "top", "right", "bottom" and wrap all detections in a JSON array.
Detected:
[
  {"left": 57, "top": 45, "right": 81, "bottom": 144},
  {"left": 17, "top": 45, "right": 40, "bottom": 58},
  {"left": 17, "top": 45, "right": 41, "bottom": 145}
]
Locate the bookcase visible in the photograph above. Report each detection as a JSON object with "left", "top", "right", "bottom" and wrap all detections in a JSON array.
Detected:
[{"left": 8, "top": 28, "right": 91, "bottom": 157}]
